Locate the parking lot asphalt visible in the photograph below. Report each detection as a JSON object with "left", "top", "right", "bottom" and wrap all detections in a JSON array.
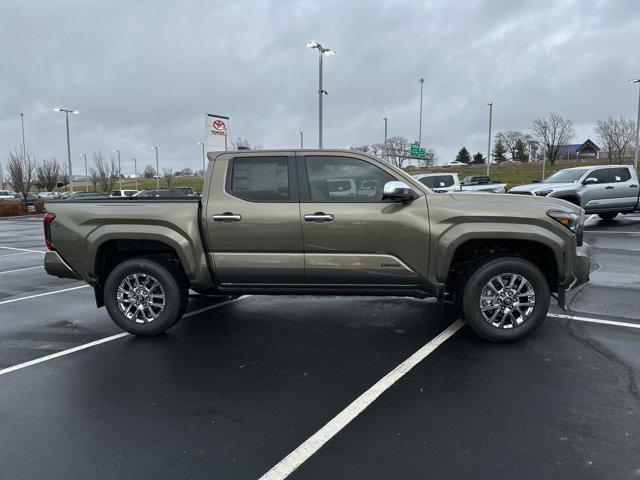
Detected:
[{"left": 0, "top": 213, "right": 639, "bottom": 479}]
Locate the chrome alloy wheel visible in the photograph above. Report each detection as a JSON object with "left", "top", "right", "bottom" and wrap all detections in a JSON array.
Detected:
[
  {"left": 117, "top": 273, "right": 166, "bottom": 323},
  {"left": 479, "top": 273, "right": 536, "bottom": 329}
]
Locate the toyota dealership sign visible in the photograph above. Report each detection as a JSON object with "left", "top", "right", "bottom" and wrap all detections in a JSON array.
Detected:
[{"left": 205, "top": 113, "right": 229, "bottom": 152}]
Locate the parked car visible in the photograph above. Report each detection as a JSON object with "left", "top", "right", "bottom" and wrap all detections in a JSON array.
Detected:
[
  {"left": 413, "top": 173, "right": 506, "bottom": 193},
  {"left": 6, "top": 193, "right": 41, "bottom": 206},
  {"left": 63, "top": 191, "right": 110, "bottom": 200},
  {"left": 133, "top": 189, "right": 188, "bottom": 197},
  {"left": 43, "top": 149, "right": 589, "bottom": 343},
  {"left": 508, "top": 165, "right": 640, "bottom": 220},
  {"left": 38, "top": 192, "right": 62, "bottom": 200},
  {"left": 173, "top": 187, "right": 200, "bottom": 197},
  {"left": 110, "top": 190, "right": 139, "bottom": 198},
  {"left": 0, "top": 190, "right": 18, "bottom": 200}
]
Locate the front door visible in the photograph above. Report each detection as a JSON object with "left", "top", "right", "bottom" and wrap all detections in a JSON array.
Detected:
[
  {"left": 298, "top": 153, "right": 430, "bottom": 286},
  {"left": 611, "top": 167, "right": 640, "bottom": 210},
  {"left": 581, "top": 167, "right": 614, "bottom": 212},
  {"left": 204, "top": 153, "right": 303, "bottom": 285}
]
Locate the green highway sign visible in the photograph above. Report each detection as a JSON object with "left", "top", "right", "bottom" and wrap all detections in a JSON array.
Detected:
[{"left": 410, "top": 141, "right": 426, "bottom": 158}]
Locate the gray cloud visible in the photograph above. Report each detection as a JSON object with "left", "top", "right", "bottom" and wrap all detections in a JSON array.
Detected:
[{"left": 1, "top": 0, "right": 639, "bottom": 173}]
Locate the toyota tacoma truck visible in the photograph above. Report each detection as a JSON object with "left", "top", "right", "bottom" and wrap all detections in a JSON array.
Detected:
[
  {"left": 508, "top": 165, "right": 640, "bottom": 221},
  {"left": 43, "top": 150, "right": 590, "bottom": 342}
]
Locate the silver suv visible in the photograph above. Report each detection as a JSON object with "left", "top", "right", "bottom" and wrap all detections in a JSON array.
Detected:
[{"left": 509, "top": 165, "right": 640, "bottom": 220}]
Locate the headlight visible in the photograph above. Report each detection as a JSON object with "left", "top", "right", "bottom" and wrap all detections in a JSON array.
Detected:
[
  {"left": 547, "top": 210, "right": 580, "bottom": 232},
  {"left": 535, "top": 190, "right": 553, "bottom": 196}
]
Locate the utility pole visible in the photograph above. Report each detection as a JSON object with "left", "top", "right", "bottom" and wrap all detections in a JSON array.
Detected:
[
  {"left": 297, "top": 131, "right": 304, "bottom": 148},
  {"left": 486, "top": 102, "right": 493, "bottom": 177},
  {"left": 80, "top": 153, "right": 88, "bottom": 191},
  {"left": 381, "top": 117, "right": 388, "bottom": 160},
  {"left": 418, "top": 78, "right": 425, "bottom": 146},
  {"left": 152, "top": 146, "right": 159, "bottom": 189},
  {"left": 113, "top": 149, "right": 122, "bottom": 190},
  {"left": 306, "top": 42, "right": 334, "bottom": 148},
  {"left": 19, "top": 113, "right": 26, "bottom": 160},
  {"left": 54, "top": 108, "right": 79, "bottom": 192},
  {"left": 542, "top": 125, "right": 548, "bottom": 181}
]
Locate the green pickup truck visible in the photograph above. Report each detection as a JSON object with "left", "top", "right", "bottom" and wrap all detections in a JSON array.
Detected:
[{"left": 43, "top": 150, "right": 590, "bottom": 342}]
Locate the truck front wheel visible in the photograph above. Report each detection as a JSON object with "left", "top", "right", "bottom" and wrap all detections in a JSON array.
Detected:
[
  {"left": 104, "top": 257, "right": 188, "bottom": 336},
  {"left": 458, "top": 257, "right": 550, "bottom": 342}
]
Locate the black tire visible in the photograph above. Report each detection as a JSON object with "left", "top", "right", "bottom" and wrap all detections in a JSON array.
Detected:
[
  {"left": 457, "top": 257, "right": 550, "bottom": 342},
  {"left": 598, "top": 212, "right": 618, "bottom": 221},
  {"left": 104, "top": 257, "right": 188, "bottom": 336}
]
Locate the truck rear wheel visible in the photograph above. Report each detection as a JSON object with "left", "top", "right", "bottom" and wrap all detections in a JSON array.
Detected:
[
  {"left": 598, "top": 212, "right": 618, "bottom": 221},
  {"left": 104, "top": 257, "right": 188, "bottom": 336},
  {"left": 457, "top": 257, "right": 549, "bottom": 342}
]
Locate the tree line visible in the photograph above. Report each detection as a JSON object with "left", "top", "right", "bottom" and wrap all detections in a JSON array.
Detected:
[{"left": 453, "top": 113, "right": 637, "bottom": 166}]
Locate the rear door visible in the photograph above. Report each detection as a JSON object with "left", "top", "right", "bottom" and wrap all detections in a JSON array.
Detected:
[
  {"left": 581, "top": 167, "right": 614, "bottom": 211},
  {"left": 611, "top": 167, "right": 639, "bottom": 210},
  {"left": 204, "top": 153, "right": 303, "bottom": 285},
  {"left": 298, "top": 153, "right": 429, "bottom": 286}
]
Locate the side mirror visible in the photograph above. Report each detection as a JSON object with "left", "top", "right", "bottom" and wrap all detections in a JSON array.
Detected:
[
  {"left": 583, "top": 177, "right": 598, "bottom": 185},
  {"left": 382, "top": 181, "right": 417, "bottom": 203}
]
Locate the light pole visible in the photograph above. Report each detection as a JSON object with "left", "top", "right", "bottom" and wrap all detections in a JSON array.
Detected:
[
  {"left": 297, "top": 131, "right": 304, "bottom": 148},
  {"left": 541, "top": 125, "right": 548, "bottom": 181},
  {"left": 152, "top": 146, "right": 159, "bottom": 189},
  {"left": 418, "top": 78, "right": 425, "bottom": 145},
  {"left": 19, "top": 113, "right": 26, "bottom": 160},
  {"left": 486, "top": 102, "right": 493, "bottom": 176},
  {"left": 80, "top": 153, "right": 88, "bottom": 191},
  {"left": 54, "top": 108, "right": 79, "bottom": 192},
  {"left": 306, "top": 41, "right": 334, "bottom": 149},
  {"left": 631, "top": 79, "right": 640, "bottom": 173},
  {"left": 113, "top": 149, "right": 122, "bottom": 190},
  {"left": 131, "top": 157, "right": 138, "bottom": 190},
  {"left": 381, "top": 117, "right": 388, "bottom": 160},
  {"left": 198, "top": 142, "right": 206, "bottom": 176}
]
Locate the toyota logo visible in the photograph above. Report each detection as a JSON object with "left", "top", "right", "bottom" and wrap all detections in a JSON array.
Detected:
[{"left": 212, "top": 120, "right": 226, "bottom": 131}]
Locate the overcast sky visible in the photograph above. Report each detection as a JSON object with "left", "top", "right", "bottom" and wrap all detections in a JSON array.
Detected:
[{"left": 1, "top": 0, "right": 639, "bottom": 173}]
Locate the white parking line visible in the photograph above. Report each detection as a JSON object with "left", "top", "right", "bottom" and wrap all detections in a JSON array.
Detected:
[
  {"left": 0, "top": 296, "right": 247, "bottom": 377},
  {"left": 0, "top": 285, "right": 90, "bottom": 306},
  {"left": 584, "top": 231, "right": 640, "bottom": 234},
  {"left": 0, "top": 266, "right": 44, "bottom": 275},
  {"left": 0, "top": 246, "right": 46, "bottom": 254},
  {"left": 0, "top": 251, "right": 39, "bottom": 258},
  {"left": 549, "top": 312, "right": 640, "bottom": 330},
  {"left": 259, "top": 319, "right": 464, "bottom": 480}
]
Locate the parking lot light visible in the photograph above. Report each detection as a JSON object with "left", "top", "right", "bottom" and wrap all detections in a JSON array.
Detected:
[
  {"left": 54, "top": 108, "right": 79, "bottom": 192},
  {"left": 486, "top": 102, "right": 493, "bottom": 177},
  {"left": 631, "top": 79, "right": 640, "bottom": 172},
  {"left": 297, "top": 131, "right": 303, "bottom": 148},
  {"left": 80, "top": 153, "right": 88, "bottom": 192},
  {"left": 151, "top": 146, "right": 159, "bottom": 189},
  {"left": 131, "top": 157, "right": 138, "bottom": 190},
  {"left": 307, "top": 41, "right": 334, "bottom": 149},
  {"left": 113, "top": 149, "right": 122, "bottom": 190}
]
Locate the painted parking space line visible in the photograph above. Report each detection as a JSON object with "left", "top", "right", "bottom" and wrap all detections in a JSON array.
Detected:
[
  {"left": 583, "top": 231, "right": 640, "bottom": 234},
  {"left": 0, "top": 266, "right": 45, "bottom": 275},
  {"left": 0, "top": 246, "right": 46, "bottom": 254},
  {"left": 0, "top": 285, "right": 90, "bottom": 306},
  {"left": 259, "top": 319, "right": 464, "bottom": 480},
  {"left": 549, "top": 312, "right": 640, "bottom": 330},
  {"left": 0, "top": 296, "right": 247, "bottom": 377}
]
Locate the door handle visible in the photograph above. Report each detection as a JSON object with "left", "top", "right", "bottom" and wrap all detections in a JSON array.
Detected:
[
  {"left": 304, "top": 212, "right": 334, "bottom": 222},
  {"left": 605, "top": 186, "right": 614, "bottom": 189},
  {"left": 630, "top": 184, "right": 638, "bottom": 188},
  {"left": 212, "top": 213, "right": 242, "bottom": 221}
]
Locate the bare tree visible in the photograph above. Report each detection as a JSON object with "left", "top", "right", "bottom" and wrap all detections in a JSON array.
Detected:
[
  {"left": 88, "top": 168, "right": 98, "bottom": 192},
  {"left": 532, "top": 113, "right": 575, "bottom": 165},
  {"left": 93, "top": 151, "right": 119, "bottom": 192},
  {"left": 595, "top": 116, "right": 636, "bottom": 163},
  {"left": 35, "top": 158, "right": 61, "bottom": 192},
  {"left": 143, "top": 164, "right": 156, "bottom": 178},
  {"left": 162, "top": 168, "right": 174, "bottom": 188},
  {"left": 230, "top": 137, "right": 262, "bottom": 150},
  {"left": 384, "top": 136, "right": 411, "bottom": 168},
  {"left": 7, "top": 149, "right": 36, "bottom": 207},
  {"left": 0, "top": 161, "right": 5, "bottom": 189},
  {"left": 495, "top": 131, "right": 533, "bottom": 161},
  {"left": 59, "top": 165, "right": 70, "bottom": 189}
]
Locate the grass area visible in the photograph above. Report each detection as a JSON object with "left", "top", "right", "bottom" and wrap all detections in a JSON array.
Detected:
[{"left": 408, "top": 158, "right": 639, "bottom": 190}]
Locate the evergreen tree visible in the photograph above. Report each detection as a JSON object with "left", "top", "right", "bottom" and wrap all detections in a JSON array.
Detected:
[
  {"left": 455, "top": 147, "right": 472, "bottom": 164},
  {"left": 471, "top": 152, "right": 486, "bottom": 164},
  {"left": 491, "top": 140, "right": 508, "bottom": 163},
  {"left": 513, "top": 138, "right": 529, "bottom": 162}
]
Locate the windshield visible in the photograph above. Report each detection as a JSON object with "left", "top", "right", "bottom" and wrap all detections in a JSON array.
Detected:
[{"left": 544, "top": 168, "right": 589, "bottom": 184}]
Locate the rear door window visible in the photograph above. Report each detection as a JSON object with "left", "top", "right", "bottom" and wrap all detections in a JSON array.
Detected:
[
  {"left": 228, "top": 156, "right": 291, "bottom": 202},
  {"left": 611, "top": 168, "right": 631, "bottom": 183}
]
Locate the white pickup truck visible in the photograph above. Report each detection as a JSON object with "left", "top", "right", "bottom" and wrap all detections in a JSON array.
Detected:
[{"left": 413, "top": 173, "right": 506, "bottom": 193}]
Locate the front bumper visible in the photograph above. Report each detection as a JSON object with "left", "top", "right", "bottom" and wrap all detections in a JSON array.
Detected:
[
  {"left": 557, "top": 242, "right": 590, "bottom": 310},
  {"left": 44, "top": 250, "right": 81, "bottom": 280}
]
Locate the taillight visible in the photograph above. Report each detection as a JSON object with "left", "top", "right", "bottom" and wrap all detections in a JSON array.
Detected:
[{"left": 43, "top": 212, "right": 55, "bottom": 250}]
